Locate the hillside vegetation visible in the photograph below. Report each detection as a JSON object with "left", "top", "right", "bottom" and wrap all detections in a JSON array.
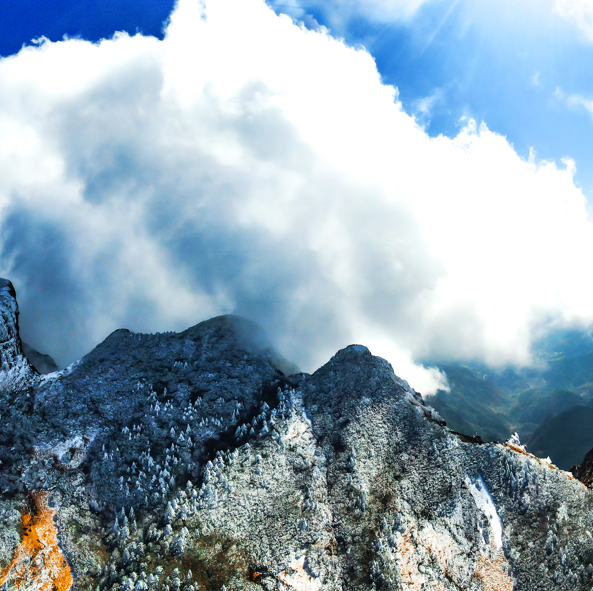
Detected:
[{"left": 428, "top": 329, "right": 593, "bottom": 469}]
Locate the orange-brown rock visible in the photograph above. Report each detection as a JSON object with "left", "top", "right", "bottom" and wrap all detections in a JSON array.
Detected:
[{"left": 0, "top": 492, "right": 72, "bottom": 591}]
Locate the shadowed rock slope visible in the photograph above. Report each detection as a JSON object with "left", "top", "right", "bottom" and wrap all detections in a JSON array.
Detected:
[
  {"left": 571, "top": 447, "right": 593, "bottom": 488},
  {"left": 1, "top": 278, "right": 593, "bottom": 590},
  {"left": 21, "top": 342, "right": 59, "bottom": 375}
]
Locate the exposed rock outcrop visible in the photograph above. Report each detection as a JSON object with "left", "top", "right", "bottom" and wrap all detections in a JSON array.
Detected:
[
  {"left": 1, "top": 278, "right": 593, "bottom": 590},
  {"left": 0, "top": 279, "right": 35, "bottom": 392},
  {"left": 571, "top": 448, "right": 593, "bottom": 487}
]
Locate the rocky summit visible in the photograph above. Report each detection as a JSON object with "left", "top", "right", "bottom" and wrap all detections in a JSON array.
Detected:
[{"left": 1, "top": 279, "right": 593, "bottom": 591}]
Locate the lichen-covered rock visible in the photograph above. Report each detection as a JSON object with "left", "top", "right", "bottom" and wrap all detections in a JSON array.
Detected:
[{"left": 0, "top": 278, "right": 593, "bottom": 590}]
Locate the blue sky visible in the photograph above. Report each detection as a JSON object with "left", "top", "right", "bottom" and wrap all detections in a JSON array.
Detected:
[
  {"left": 276, "top": 0, "right": 593, "bottom": 197},
  {"left": 2, "top": 0, "right": 593, "bottom": 392},
  {"left": 0, "top": 1, "right": 176, "bottom": 56}
]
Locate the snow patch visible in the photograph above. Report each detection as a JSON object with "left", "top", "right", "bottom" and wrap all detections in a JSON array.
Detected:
[
  {"left": 278, "top": 555, "right": 321, "bottom": 591},
  {"left": 301, "top": 408, "right": 313, "bottom": 431},
  {"left": 34, "top": 433, "right": 97, "bottom": 470},
  {"left": 467, "top": 475, "right": 503, "bottom": 549},
  {"left": 40, "top": 359, "right": 81, "bottom": 383}
]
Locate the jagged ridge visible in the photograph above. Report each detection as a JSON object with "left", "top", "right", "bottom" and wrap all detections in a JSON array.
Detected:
[{"left": 0, "top": 279, "right": 593, "bottom": 590}]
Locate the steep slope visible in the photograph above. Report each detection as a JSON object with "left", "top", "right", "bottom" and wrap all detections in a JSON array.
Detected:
[
  {"left": 425, "top": 364, "right": 514, "bottom": 441},
  {"left": 528, "top": 405, "right": 593, "bottom": 469},
  {"left": 0, "top": 278, "right": 36, "bottom": 391},
  {"left": 1, "top": 279, "right": 593, "bottom": 590},
  {"left": 571, "top": 446, "right": 593, "bottom": 487},
  {"left": 428, "top": 348, "right": 593, "bottom": 466}
]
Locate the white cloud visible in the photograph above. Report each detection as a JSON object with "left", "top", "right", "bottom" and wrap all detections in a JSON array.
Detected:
[
  {"left": 556, "top": 86, "right": 593, "bottom": 116},
  {"left": 412, "top": 87, "right": 444, "bottom": 126},
  {"left": 555, "top": 0, "right": 593, "bottom": 40},
  {"left": 530, "top": 71, "right": 541, "bottom": 87},
  {"left": 1, "top": 0, "right": 593, "bottom": 396}
]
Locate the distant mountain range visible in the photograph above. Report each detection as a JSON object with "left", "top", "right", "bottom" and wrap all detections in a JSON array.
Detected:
[{"left": 427, "top": 328, "right": 593, "bottom": 469}]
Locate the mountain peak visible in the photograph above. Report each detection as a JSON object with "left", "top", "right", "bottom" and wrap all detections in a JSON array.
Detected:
[
  {"left": 1, "top": 279, "right": 593, "bottom": 591},
  {"left": 0, "top": 278, "right": 34, "bottom": 389}
]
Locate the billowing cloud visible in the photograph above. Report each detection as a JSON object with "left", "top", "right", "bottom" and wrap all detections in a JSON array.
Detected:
[
  {"left": 555, "top": 0, "right": 593, "bottom": 41},
  {"left": 1, "top": 0, "right": 593, "bottom": 395}
]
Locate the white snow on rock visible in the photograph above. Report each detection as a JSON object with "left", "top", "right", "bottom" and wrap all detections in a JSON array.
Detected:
[
  {"left": 467, "top": 474, "right": 503, "bottom": 549},
  {"left": 277, "top": 555, "right": 322, "bottom": 591},
  {"left": 34, "top": 433, "right": 97, "bottom": 470}
]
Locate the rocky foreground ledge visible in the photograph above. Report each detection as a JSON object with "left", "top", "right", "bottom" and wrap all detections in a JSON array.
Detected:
[{"left": 0, "top": 279, "right": 592, "bottom": 590}]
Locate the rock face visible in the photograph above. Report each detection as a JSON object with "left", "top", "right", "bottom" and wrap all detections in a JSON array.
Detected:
[
  {"left": 571, "top": 448, "right": 593, "bottom": 488},
  {"left": 0, "top": 279, "right": 35, "bottom": 392},
  {"left": 1, "top": 279, "right": 593, "bottom": 590}
]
